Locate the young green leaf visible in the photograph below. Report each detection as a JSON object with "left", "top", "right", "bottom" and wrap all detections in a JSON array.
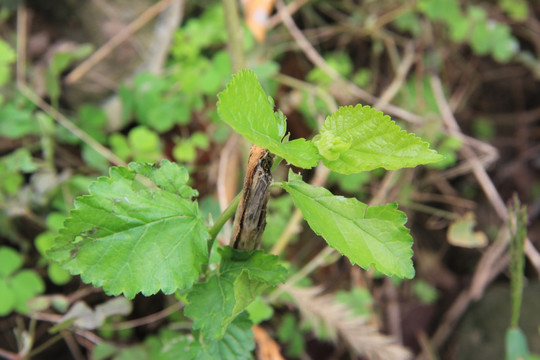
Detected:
[
  {"left": 184, "top": 247, "right": 287, "bottom": 339},
  {"left": 281, "top": 171, "right": 414, "bottom": 278},
  {"left": 217, "top": 69, "right": 320, "bottom": 168},
  {"left": 49, "top": 160, "right": 208, "bottom": 298},
  {"left": 313, "top": 105, "right": 442, "bottom": 174},
  {"left": 189, "top": 313, "right": 255, "bottom": 360}
]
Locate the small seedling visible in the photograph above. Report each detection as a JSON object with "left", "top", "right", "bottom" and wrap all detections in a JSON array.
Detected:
[{"left": 50, "top": 70, "right": 441, "bottom": 357}]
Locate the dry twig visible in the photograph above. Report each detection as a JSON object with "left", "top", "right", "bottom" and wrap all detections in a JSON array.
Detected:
[
  {"left": 64, "top": 0, "right": 178, "bottom": 84},
  {"left": 276, "top": 0, "right": 423, "bottom": 125}
]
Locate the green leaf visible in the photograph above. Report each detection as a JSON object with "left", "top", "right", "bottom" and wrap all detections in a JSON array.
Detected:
[
  {"left": 314, "top": 105, "right": 442, "bottom": 174},
  {"left": 130, "top": 73, "right": 191, "bottom": 132},
  {"left": 49, "top": 160, "right": 208, "bottom": 298},
  {"left": 48, "top": 262, "right": 71, "bottom": 285},
  {"left": 506, "top": 327, "right": 529, "bottom": 360},
  {"left": 217, "top": 69, "right": 284, "bottom": 143},
  {"left": 217, "top": 69, "right": 320, "bottom": 168},
  {"left": 0, "top": 39, "right": 15, "bottom": 86},
  {"left": 92, "top": 342, "right": 121, "bottom": 360},
  {"left": 128, "top": 126, "right": 162, "bottom": 163},
  {"left": 417, "top": 0, "right": 461, "bottom": 21},
  {"left": 158, "top": 334, "right": 192, "bottom": 360},
  {"left": 172, "top": 142, "right": 196, "bottom": 163},
  {"left": 448, "top": 16, "right": 470, "bottom": 41},
  {"left": 129, "top": 161, "right": 197, "bottom": 198},
  {"left": 281, "top": 171, "right": 415, "bottom": 278},
  {"left": 82, "top": 144, "right": 109, "bottom": 173},
  {"left": 109, "top": 134, "right": 131, "bottom": 161},
  {"left": 0, "top": 279, "right": 15, "bottom": 315},
  {"left": 499, "top": 0, "right": 528, "bottom": 21},
  {"left": 199, "top": 51, "right": 231, "bottom": 95},
  {"left": 46, "top": 44, "right": 93, "bottom": 102},
  {"left": 0, "top": 39, "right": 16, "bottom": 64},
  {"left": 313, "top": 131, "right": 351, "bottom": 161},
  {"left": 0, "top": 247, "right": 23, "bottom": 276},
  {"left": 246, "top": 297, "right": 274, "bottom": 324},
  {"left": 77, "top": 105, "right": 107, "bottom": 143},
  {"left": 191, "top": 132, "right": 210, "bottom": 150},
  {"left": 0, "top": 103, "right": 38, "bottom": 139},
  {"left": 11, "top": 270, "right": 46, "bottom": 313},
  {"left": 3, "top": 148, "right": 39, "bottom": 173},
  {"left": 0, "top": 248, "right": 46, "bottom": 314},
  {"left": 185, "top": 247, "right": 287, "bottom": 339},
  {"left": 277, "top": 313, "right": 305, "bottom": 357},
  {"left": 0, "top": 66, "right": 9, "bottom": 87},
  {"left": 190, "top": 313, "right": 255, "bottom": 360}
]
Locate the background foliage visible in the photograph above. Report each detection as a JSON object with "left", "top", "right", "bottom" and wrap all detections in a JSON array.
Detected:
[{"left": 0, "top": 0, "right": 539, "bottom": 359}]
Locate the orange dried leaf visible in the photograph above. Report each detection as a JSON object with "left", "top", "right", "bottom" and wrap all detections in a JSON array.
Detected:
[
  {"left": 253, "top": 325, "right": 285, "bottom": 360},
  {"left": 243, "top": 0, "right": 276, "bottom": 42}
]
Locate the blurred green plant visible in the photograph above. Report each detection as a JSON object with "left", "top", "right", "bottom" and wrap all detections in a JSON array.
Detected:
[
  {"left": 336, "top": 287, "right": 373, "bottom": 316},
  {"left": 262, "top": 196, "right": 296, "bottom": 247},
  {"left": 35, "top": 213, "right": 71, "bottom": 285},
  {"left": 109, "top": 125, "right": 162, "bottom": 163},
  {"left": 45, "top": 44, "right": 93, "bottom": 107},
  {"left": 415, "top": 0, "right": 519, "bottom": 63},
  {"left": 497, "top": 0, "right": 528, "bottom": 22},
  {"left": 0, "top": 39, "right": 16, "bottom": 90},
  {"left": 327, "top": 171, "right": 371, "bottom": 197},
  {"left": 0, "top": 148, "right": 38, "bottom": 201},
  {"left": 0, "top": 93, "right": 39, "bottom": 139},
  {"left": 412, "top": 279, "right": 439, "bottom": 305},
  {"left": 120, "top": 73, "right": 191, "bottom": 133},
  {"left": 277, "top": 313, "right": 307, "bottom": 357},
  {"left": 0, "top": 246, "right": 45, "bottom": 315},
  {"left": 505, "top": 195, "right": 539, "bottom": 360},
  {"left": 472, "top": 117, "right": 496, "bottom": 141},
  {"left": 172, "top": 131, "right": 210, "bottom": 163}
]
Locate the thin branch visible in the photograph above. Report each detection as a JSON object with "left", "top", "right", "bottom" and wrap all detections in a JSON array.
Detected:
[
  {"left": 430, "top": 74, "right": 508, "bottom": 220},
  {"left": 270, "top": 208, "right": 303, "bottom": 255},
  {"left": 27, "top": 334, "right": 64, "bottom": 359},
  {"left": 64, "top": 0, "right": 178, "bottom": 84},
  {"left": 430, "top": 73, "right": 540, "bottom": 277},
  {"left": 16, "top": 2, "right": 28, "bottom": 87},
  {"left": 222, "top": 0, "right": 245, "bottom": 71},
  {"left": 418, "top": 225, "right": 510, "bottom": 357},
  {"left": 62, "top": 332, "right": 85, "bottom": 360},
  {"left": 101, "top": 301, "right": 183, "bottom": 331},
  {"left": 18, "top": 85, "right": 126, "bottom": 167},
  {"left": 374, "top": 41, "right": 415, "bottom": 108},
  {"left": 0, "top": 348, "right": 18, "bottom": 360},
  {"left": 267, "top": 0, "right": 310, "bottom": 29},
  {"left": 276, "top": 0, "right": 423, "bottom": 124}
]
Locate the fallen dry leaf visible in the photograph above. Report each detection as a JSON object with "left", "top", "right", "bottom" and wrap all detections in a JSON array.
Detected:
[
  {"left": 253, "top": 325, "right": 285, "bottom": 360},
  {"left": 243, "top": 0, "right": 276, "bottom": 42}
]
